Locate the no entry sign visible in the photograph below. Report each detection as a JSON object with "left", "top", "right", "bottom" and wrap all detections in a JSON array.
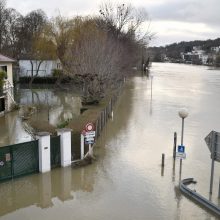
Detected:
[{"left": 85, "top": 122, "right": 95, "bottom": 132}]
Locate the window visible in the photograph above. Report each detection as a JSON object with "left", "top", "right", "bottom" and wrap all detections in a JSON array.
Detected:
[{"left": 0, "top": 66, "right": 7, "bottom": 79}]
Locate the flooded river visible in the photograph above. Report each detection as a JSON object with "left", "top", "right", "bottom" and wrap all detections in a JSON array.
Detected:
[{"left": 1, "top": 63, "right": 220, "bottom": 219}]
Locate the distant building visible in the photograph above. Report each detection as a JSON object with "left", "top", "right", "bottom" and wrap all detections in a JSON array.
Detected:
[
  {"left": 181, "top": 47, "right": 208, "bottom": 64},
  {"left": 0, "top": 53, "right": 16, "bottom": 115},
  {"left": 19, "top": 59, "right": 61, "bottom": 77},
  {"left": 211, "top": 46, "right": 220, "bottom": 53}
]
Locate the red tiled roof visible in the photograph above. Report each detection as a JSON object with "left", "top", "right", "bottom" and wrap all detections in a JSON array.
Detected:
[{"left": 0, "top": 53, "right": 16, "bottom": 62}]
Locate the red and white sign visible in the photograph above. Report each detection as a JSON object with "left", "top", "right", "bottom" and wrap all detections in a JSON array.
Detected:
[{"left": 85, "top": 122, "right": 95, "bottom": 132}]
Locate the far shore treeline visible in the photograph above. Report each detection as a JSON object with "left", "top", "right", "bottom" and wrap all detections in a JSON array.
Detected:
[
  {"left": 149, "top": 38, "right": 220, "bottom": 66},
  {"left": 0, "top": 0, "right": 152, "bottom": 103}
]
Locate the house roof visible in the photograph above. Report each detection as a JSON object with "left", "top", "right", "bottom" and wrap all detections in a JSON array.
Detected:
[{"left": 0, "top": 53, "right": 16, "bottom": 63}]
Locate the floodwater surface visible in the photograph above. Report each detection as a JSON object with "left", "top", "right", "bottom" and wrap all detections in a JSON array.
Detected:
[
  {"left": 0, "top": 89, "right": 81, "bottom": 147},
  {"left": 0, "top": 63, "right": 220, "bottom": 219}
]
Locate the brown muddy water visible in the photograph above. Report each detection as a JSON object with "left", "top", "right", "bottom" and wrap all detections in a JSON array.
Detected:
[
  {"left": 1, "top": 63, "right": 220, "bottom": 219},
  {"left": 0, "top": 89, "right": 81, "bottom": 147}
]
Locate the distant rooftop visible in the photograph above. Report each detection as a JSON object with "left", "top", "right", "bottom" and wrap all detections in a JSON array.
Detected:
[{"left": 0, "top": 53, "right": 16, "bottom": 62}]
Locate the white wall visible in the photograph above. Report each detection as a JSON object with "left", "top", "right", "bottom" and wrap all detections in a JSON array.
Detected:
[
  {"left": 19, "top": 60, "right": 60, "bottom": 77},
  {"left": 0, "top": 63, "right": 13, "bottom": 84}
]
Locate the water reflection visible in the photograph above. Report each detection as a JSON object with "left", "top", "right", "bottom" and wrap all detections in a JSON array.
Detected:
[
  {"left": 0, "top": 166, "right": 95, "bottom": 217},
  {"left": 0, "top": 89, "right": 81, "bottom": 146},
  {"left": 0, "top": 111, "right": 31, "bottom": 146},
  {"left": 18, "top": 89, "right": 82, "bottom": 126}
]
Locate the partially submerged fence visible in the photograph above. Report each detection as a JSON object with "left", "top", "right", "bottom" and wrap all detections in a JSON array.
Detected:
[
  {"left": 0, "top": 129, "right": 72, "bottom": 182},
  {"left": 95, "top": 88, "right": 122, "bottom": 138},
  {"left": 0, "top": 140, "right": 39, "bottom": 181},
  {"left": 0, "top": 82, "right": 124, "bottom": 182}
]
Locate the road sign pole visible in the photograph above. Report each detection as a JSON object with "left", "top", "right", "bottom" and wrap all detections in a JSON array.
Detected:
[
  {"left": 179, "top": 118, "right": 185, "bottom": 180},
  {"left": 210, "top": 131, "right": 217, "bottom": 194},
  {"left": 81, "top": 134, "right": 85, "bottom": 160},
  {"left": 181, "top": 118, "right": 184, "bottom": 145},
  {"left": 88, "top": 144, "right": 92, "bottom": 156}
]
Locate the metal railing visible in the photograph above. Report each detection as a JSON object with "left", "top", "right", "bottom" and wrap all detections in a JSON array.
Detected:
[
  {"left": 180, "top": 178, "right": 220, "bottom": 216},
  {"left": 3, "top": 79, "right": 16, "bottom": 103}
]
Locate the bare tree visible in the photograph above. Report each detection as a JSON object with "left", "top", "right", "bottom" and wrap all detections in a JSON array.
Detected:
[
  {"left": 0, "top": 0, "right": 8, "bottom": 51},
  {"left": 64, "top": 18, "right": 121, "bottom": 103},
  {"left": 99, "top": 2, "right": 153, "bottom": 70},
  {"left": 3, "top": 8, "right": 23, "bottom": 57}
]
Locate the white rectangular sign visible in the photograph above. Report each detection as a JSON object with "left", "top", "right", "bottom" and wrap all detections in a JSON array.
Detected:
[
  {"left": 176, "top": 152, "right": 186, "bottom": 159},
  {"left": 85, "top": 137, "right": 95, "bottom": 141},
  {"left": 85, "top": 131, "right": 96, "bottom": 136},
  {"left": 85, "top": 134, "right": 95, "bottom": 139}
]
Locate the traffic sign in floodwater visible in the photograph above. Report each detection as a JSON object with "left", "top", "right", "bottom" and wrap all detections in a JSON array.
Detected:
[
  {"left": 85, "top": 137, "right": 95, "bottom": 141},
  {"left": 85, "top": 122, "right": 95, "bottom": 132},
  {"left": 204, "top": 130, "right": 220, "bottom": 194},
  {"left": 205, "top": 131, "right": 220, "bottom": 162},
  {"left": 176, "top": 152, "right": 186, "bottom": 159},
  {"left": 85, "top": 140, "right": 94, "bottom": 144},
  {"left": 178, "top": 145, "right": 185, "bottom": 153},
  {"left": 85, "top": 131, "right": 95, "bottom": 137},
  {"left": 176, "top": 145, "right": 186, "bottom": 159}
]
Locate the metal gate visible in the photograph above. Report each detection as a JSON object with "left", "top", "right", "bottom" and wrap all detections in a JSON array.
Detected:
[
  {"left": 12, "top": 141, "right": 39, "bottom": 177},
  {"left": 0, "top": 146, "right": 12, "bottom": 181},
  {"left": 50, "top": 136, "right": 61, "bottom": 168},
  {"left": 0, "top": 140, "right": 39, "bottom": 181}
]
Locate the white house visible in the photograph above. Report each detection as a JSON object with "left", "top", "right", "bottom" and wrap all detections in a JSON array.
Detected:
[
  {"left": 19, "top": 59, "right": 61, "bottom": 77},
  {"left": 0, "top": 53, "right": 16, "bottom": 115},
  {"left": 211, "top": 46, "right": 220, "bottom": 53},
  {"left": 181, "top": 47, "right": 208, "bottom": 64}
]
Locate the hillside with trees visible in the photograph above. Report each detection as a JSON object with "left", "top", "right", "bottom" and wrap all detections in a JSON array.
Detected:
[{"left": 149, "top": 38, "right": 220, "bottom": 62}]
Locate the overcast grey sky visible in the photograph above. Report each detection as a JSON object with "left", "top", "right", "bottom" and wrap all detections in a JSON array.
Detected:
[{"left": 6, "top": 0, "right": 220, "bottom": 46}]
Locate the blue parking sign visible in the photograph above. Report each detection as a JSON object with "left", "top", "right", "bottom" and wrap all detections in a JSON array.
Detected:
[{"left": 178, "top": 145, "right": 185, "bottom": 153}]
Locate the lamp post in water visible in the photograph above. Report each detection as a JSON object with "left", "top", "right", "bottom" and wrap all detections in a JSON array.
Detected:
[
  {"left": 178, "top": 108, "right": 188, "bottom": 180},
  {"left": 178, "top": 108, "right": 188, "bottom": 146}
]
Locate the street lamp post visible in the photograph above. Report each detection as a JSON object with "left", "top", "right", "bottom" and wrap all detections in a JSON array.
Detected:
[
  {"left": 178, "top": 108, "right": 188, "bottom": 145},
  {"left": 178, "top": 108, "right": 189, "bottom": 180}
]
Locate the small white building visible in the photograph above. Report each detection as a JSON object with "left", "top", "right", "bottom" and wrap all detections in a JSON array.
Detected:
[
  {"left": 0, "top": 53, "right": 16, "bottom": 115},
  {"left": 19, "top": 59, "right": 61, "bottom": 77},
  {"left": 211, "top": 46, "right": 220, "bottom": 53}
]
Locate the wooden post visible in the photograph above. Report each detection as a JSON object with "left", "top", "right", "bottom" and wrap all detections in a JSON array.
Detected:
[
  {"left": 104, "top": 108, "right": 106, "bottom": 125},
  {"left": 162, "top": 153, "right": 165, "bottom": 167},
  {"left": 218, "top": 177, "right": 220, "bottom": 198},
  {"left": 105, "top": 107, "right": 107, "bottom": 123},
  {"left": 99, "top": 116, "right": 101, "bottom": 134},
  {"left": 173, "top": 132, "right": 177, "bottom": 159},
  {"left": 102, "top": 111, "right": 104, "bottom": 128}
]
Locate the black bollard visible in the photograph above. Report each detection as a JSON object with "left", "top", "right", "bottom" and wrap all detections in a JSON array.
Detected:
[{"left": 162, "top": 153, "right": 165, "bottom": 167}]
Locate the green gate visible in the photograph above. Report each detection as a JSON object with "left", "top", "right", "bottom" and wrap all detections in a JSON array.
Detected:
[
  {"left": 12, "top": 140, "right": 39, "bottom": 177},
  {"left": 0, "top": 140, "right": 39, "bottom": 181},
  {"left": 0, "top": 146, "right": 12, "bottom": 181},
  {"left": 50, "top": 136, "right": 61, "bottom": 168}
]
